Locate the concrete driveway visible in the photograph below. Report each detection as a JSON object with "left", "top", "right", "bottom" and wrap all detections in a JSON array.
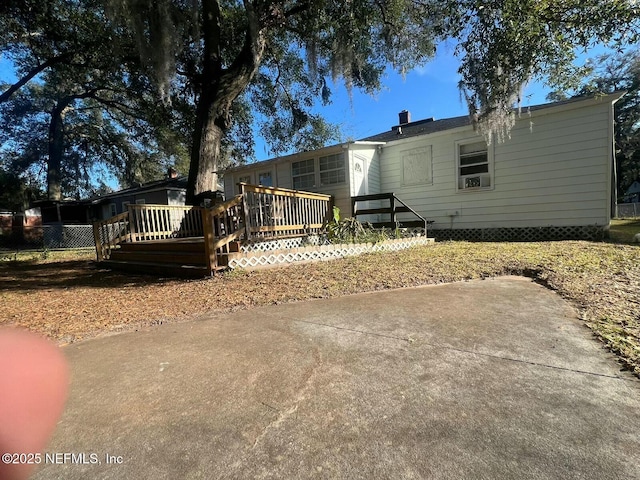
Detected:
[{"left": 34, "top": 277, "right": 640, "bottom": 479}]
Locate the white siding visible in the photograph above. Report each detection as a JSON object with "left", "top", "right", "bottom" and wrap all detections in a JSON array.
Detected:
[
  {"left": 222, "top": 147, "right": 352, "bottom": 216},
  {"left": 379, "top": 98, "right": 614, "bottom": 230}
]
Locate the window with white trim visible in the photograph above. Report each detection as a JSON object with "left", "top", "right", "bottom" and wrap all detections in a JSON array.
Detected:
[
  {"left": 319, "top": 153, "right": 345, "bottom": 186},
  {"left": 292, "top": 159, "right": 315, "bottom": 189},
  {"left": 258, "top": 171, "right": 273, "bottom": 187},
  {"left": 109, "top": 203, "right": 117, "bottom": 217},
  {"left": 457, "top": 140, "right": 491, "bottom": 190},
  {"left": 238, "top": 174, "right": 251, "bottom": 184}
]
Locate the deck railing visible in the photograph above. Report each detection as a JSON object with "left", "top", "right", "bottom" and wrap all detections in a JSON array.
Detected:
[
  {"left": 202, "top": 195, "right": 246, "bottom": 272},
  {"left": 93, "top": 211, "right": 132, "bottom": 262},
  {"left": 351, "top": 193, "right": 429, "bottom": 231},
  {"left": 240, "top": 183, "right": 333, "bottom": 239},
  {"left": 128, "top": 204, "right": 204, "bottom": 241},
  {"left": 92, "top": 204, "right": 205, "bottom": 261}
]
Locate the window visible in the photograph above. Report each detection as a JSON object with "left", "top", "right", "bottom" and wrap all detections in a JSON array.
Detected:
[
  {"left": 238, "top": 175, "right": 251, "bottom": 185},
  {"left": 457, "top": 140, "right": 491, "bottom": 190},
  {"left": 258, "top": 171, "right": 273, "bottom": 187},
  {"left": 122, "top": 201, "right": 130, "bottom": 213},
  {"left": 109, "top": 203, "right": 117, "bottom": 217},
  {"left": 319, "top": 153, "right": 345, "bottom": 186},
  {"left": 135, "top": 199, "right": 146, "bottom": 204},
  {"left": 292, "top": 159, "right": 315, "bottom": 189}
]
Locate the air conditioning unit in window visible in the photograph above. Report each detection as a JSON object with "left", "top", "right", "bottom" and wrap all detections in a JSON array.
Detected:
[
  {"left": 465, "top": 176, "right": 481, "bottom": 188},
  {"left": 460, "top": 175, "right": 491, "bottom": 190}
]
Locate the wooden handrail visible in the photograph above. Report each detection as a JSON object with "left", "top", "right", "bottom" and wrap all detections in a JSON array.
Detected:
[
  {"left": 352, "top": 193, "right": 428, "bottom": 231},
  {"left": 240, "top": 183, "right": 332, "bottom": 201},
  {"left": 92, "top": 211, "right": 131, "bottom": 261},
  {"left": 202, "top": 195, "right": 246, "bottom": 273}
]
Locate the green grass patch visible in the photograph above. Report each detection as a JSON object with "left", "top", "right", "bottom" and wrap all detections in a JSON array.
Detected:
[
  {"left": 0, "top": 248, "right": 95, "bottom": 264},
  {"left": 609, "top": 219, "right": 640, "bottom": 243}
]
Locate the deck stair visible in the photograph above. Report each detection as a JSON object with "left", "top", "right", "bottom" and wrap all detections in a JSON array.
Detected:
[{"left": 102, "top": 238, "right": 222, "bottom": 278}]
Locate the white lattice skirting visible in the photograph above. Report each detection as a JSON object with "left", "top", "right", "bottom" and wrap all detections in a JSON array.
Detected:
[
  {"left": 228, "top": 237, "right": 433, "bottom": 269},
  {"left": 240, "top": 236, "right": 330, "bottom": 252}
]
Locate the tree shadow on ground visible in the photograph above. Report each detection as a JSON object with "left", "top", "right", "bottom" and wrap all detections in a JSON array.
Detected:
[{"left": 0, "top": 260, "right": 183, "bottom": 292}]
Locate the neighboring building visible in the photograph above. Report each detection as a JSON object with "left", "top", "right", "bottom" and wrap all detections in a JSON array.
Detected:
[
  {"left": 31, "top": 171, "right": 190, "bottom": 224},
  {"left": 624, "top": 180, "right": 640, "bottom": 203},
  {"left": 32, "top": 178, "right": 188, "bottom": 224},
  {"left": 223, "top": 92, "right": 623, "bottom": 240},
  {"left": 86, "top": 173, "right": 189, "bottom": 222}
]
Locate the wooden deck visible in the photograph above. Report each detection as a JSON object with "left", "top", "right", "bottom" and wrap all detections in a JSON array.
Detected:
[
  {"left": 93, "top": 184, "right": 333, "bottom": 277},
  {"left": 94, "top": 185, "right": 432, "bottom": 277}
]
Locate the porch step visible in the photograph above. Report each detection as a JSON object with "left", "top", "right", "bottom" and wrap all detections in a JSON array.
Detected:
[
  {"left": 109, "top": 249, "right": 207, "bottom": 266},
  {"left": 118, "top": 238, "right": 205, "bottom": 253},
  {"left": 100, "top": 260, "right": 221, "bottom": 278},
  {"left": 100, "top": 237, "right": 233, "bottom": 277}
]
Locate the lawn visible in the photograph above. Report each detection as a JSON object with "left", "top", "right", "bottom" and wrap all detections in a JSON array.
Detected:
[
  {"left": 1, "top": 239, "right": 639, "bottom": 376},
  {"left": 609, "top": 218, "right": 640, "bottom": 243}
]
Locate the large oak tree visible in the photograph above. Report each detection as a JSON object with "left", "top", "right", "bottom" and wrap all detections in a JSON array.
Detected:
[
  {"left": 108, "top": 0, "right": 639, "bottom": 204},
  {"left": 0, "top": 0, "right": 190, "bottom": 199}
]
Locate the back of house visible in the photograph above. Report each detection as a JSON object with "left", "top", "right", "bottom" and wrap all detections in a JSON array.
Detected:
[{"left": 224, "top": 92, "right": 622, "bottom": 241}]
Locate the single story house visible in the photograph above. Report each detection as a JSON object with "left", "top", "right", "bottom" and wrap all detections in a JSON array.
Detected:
[
  {"left": 30, "top": 171, "right": 189, "bottom": 224},
  {"left": 223, "top": 92, "right": 623, "bottom": 241},
  {"left": 85, "top": 173, "right": 189, "bottom": 222}
]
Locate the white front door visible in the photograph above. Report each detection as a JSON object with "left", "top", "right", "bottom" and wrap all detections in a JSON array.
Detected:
[{"left": 353, "top": 156, "right": 367, "bottom": 196}]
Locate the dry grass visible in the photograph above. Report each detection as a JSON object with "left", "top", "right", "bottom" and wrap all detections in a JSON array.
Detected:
[{"left": 1, "top": 241, "right": 639, "bottom": 376}]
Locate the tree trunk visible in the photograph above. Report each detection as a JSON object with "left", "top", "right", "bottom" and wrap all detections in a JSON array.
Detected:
[
  {"left": 47, "top": 101, "right": 68, "bottom": 201},
  {"left": 185, "top": 0, "right": 267, "bottom": 205},
  {"left": 186, "top": 91, "right": 225, "bottom": 205}
]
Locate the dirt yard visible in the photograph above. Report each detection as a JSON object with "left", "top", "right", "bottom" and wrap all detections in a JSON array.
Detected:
[{"left": 1, "top": 240, "right": 639, "bottom": 376}]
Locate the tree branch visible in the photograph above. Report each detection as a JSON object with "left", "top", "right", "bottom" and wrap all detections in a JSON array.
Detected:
[{"left": 0, "top": 53, "right": 72, "bottom": 103}]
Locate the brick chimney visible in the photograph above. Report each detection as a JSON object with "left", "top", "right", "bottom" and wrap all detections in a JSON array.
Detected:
[{"left": 398, "top": 110, "right": 411, "bottom": 125}]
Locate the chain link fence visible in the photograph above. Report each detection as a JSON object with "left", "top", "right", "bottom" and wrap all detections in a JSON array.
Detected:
[
  {"left": 0, "top": 224, "right": 96, "bottom": 250},
  {"left": 616, "top": 203, "right": 640, "bottom": 219}
]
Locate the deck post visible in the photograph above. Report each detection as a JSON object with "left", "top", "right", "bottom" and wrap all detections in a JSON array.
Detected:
[
  {"left": 93, "top": 221, "right": 103, "bottom": 262},
  {"left": 202, "top": 208, "right": 217, "bottom": 275},
  {"left": 389, "top": 193, "right": 397, "bottom": 227},
  {"left": 240, "top": 183, "right": 252, "bottom": 241},
  {"left": 127, "top": 204, "right": 137, "bottom": 242},
  {"left": 328, "top": 196, "right": 335, "bottom": 226}
]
